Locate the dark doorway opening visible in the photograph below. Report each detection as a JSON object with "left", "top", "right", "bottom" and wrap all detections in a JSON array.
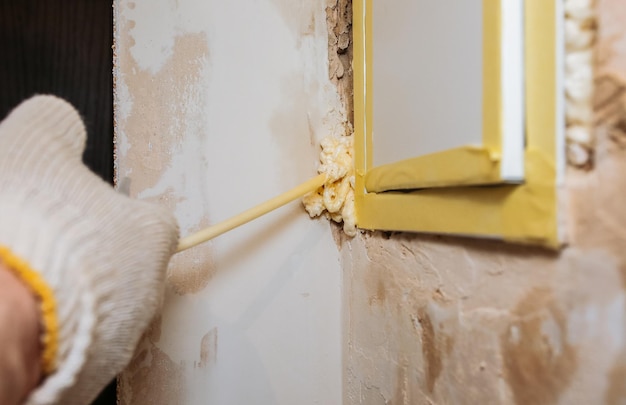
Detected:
[{"left": 0, "top": 1, "right": 116, "bottom": 403}]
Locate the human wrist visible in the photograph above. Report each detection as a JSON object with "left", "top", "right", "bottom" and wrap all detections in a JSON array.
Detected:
[
  {"left": 0, "top": 262, "right": 42, "bottom": 405},
  {"left": 0, "top": 96, "right": 179, "bottom": 404}
]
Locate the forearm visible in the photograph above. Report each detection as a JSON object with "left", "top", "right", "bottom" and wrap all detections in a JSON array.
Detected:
[{"left": 0, "top": 262, "right": 42, "bottom": 405}]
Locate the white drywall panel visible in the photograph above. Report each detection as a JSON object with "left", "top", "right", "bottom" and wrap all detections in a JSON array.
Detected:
[{"left": 115, "top": 1, "right": 344, "bottom": 404}]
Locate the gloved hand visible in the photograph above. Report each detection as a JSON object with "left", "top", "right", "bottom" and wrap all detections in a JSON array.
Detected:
[{"left": 0, "top": 95, "right": 179, "bottom": 404}]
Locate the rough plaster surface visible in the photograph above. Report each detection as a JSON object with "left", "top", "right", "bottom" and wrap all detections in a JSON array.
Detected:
[
  {"left": 114, "top": 0, "right": 346, "bottom": 403},
  {"left": 114, "top": 0, "right": 626, "bottom": 403},
  {"left": 326, "top": 0, "right": 353, "bottom": 126},
  {"left": 343, "top": 1, "right": 626, "bottom": 403}
]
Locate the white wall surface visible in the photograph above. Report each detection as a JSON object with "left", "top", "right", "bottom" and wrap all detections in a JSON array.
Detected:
[
  {"left": 372, "top": 0, "right": 483, "bottom": 165},
  {"left": 114, "top": 1, "right": 345, "bottom": 403}
]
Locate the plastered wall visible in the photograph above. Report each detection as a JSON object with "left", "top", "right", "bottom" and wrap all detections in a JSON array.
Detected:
[
  {"left": 114, "top": 1, "right": 346, "bottom": 403},
  {"left": 343, "top": 0, "right": 626, "bottom": 403},
  {"left": 115, "top": 0, "right": 626, "bottom": 404}
]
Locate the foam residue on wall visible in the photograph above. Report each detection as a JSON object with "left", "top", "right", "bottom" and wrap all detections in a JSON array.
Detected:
[
  {"left": 293, "top": 0, "right": 357, "bottom": 239},
  {"left": 565, "top": 0, "right": 597, "bottom": 168},
  {"left": 302, "top": 134, "right": 357, "bottom": 236}
]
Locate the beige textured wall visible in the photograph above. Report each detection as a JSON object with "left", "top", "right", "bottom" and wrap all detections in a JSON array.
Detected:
[
  {"left": 343, "top": 1, "right": 626, "bottom": 403},
  {"left": 115, "top": 0, "right": 626, "bottom": 403}
]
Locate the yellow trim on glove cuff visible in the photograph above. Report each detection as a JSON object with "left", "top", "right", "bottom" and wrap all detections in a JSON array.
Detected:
[{"left": 0, "top": 246, "right": 58, "bottom": 375}]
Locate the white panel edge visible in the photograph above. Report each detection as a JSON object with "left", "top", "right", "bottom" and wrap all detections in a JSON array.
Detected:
[{"left": 500, "top": 0, "right": 526, "bottom": 182}]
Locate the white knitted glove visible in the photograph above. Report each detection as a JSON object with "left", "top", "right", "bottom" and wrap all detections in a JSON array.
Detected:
[{"left": 0, "top": 96, "right": 179, "bottom": 404}]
